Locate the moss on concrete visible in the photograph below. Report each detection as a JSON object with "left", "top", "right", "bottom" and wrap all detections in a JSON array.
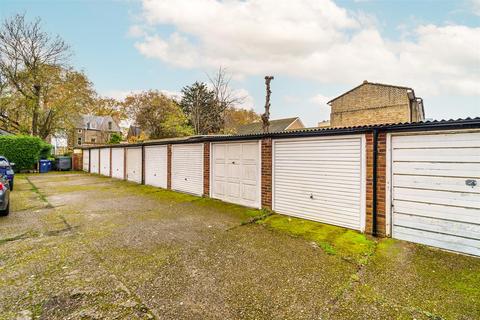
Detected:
[{"left": 260, "top": 215, "right": 375, "bottom": 263}]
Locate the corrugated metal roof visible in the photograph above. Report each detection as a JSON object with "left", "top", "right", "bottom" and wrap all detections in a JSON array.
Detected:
[{"left": 78, "top": 117, "right": 480, "bottom": 149}]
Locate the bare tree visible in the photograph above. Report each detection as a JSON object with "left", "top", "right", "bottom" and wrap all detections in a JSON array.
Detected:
[
  {"left": 0, "top": 13, "right": 70, "bottom": 136},
  {"left": 262, "top": 76, "right": 274, "bottom": 133},
  {"left": 207, "top": 66, "right": 247, "bottom": 111}
]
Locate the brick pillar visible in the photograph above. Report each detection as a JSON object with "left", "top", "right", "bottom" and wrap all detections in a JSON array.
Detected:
[
  {"left": 365, "top": 131, "right": 387, "bottom": 236},
  {"left": 261, "top": 138, "right": 272, "bottom": 209},
  {"left": 167, "top": 144, "right": 172, "bottom": 189},
  {"left": 203, "top": 142, "right": 210, "bottom": 197}
]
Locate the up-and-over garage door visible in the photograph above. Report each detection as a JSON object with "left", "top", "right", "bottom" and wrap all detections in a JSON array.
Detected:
[
  {"left": 100, "top": 148, "right": 110, "bottom": 176},
  {"left": 172, "top": 144, "right": 203, "bottom": 196},
  {"left": 145, "top": 146, "right": 168, "bottom": 188},
  {"left": 273, "top": 135, "right": 365, "bottom": 231},
  {"left": 83, "top": 150, "right": 89, "bottom": 172},
  {"left": 390, "top": 131, "right": 480, "bottom": 256},
  {"left": 211, "top": 141, "right": 260, "bottom": 208},
  {"left": 111, "top": 148, "right": 125, "bottom": 180},
  {"left": 126, "top": 148, "right": 142, "bottom": 183},
  {"left": 90, "top": 149, "right": 100, "bottom": 174}
]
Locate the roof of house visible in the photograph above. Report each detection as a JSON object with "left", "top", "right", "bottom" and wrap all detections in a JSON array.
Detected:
[
  {"left": 327, "top": 80, "right": 415, "bottom": 104},
  {"left": 76, "top": 115, "right": 121, "bottom": 132},
  {"left": 236, "top": 117, "right": 302, "bottom": 135}
]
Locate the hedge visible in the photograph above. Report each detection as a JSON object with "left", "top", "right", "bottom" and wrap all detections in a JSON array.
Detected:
[{"left": 0, "top": 135, "right": 52, "bottom": 171}]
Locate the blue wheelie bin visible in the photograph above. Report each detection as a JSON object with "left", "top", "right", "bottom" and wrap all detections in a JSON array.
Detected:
[{"left": 39, "top": 160, "right": 50, "bottom": 173}]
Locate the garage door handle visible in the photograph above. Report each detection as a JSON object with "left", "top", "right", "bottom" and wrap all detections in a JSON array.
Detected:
[
  {"left": 185, "top": 178, "right": 188, "bottom": 181},
  {"left": 310, "top": 194, "right": 314, "bottom": 199},
  {"left": 232, "top": 161, "right": 235, "bottom": 164},
  {"left": 466, "top": 179, "right": 477, "bottom": 188}
]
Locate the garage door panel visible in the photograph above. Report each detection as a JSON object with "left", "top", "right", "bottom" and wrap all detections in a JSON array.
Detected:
[
  {"left": 393, "top": 148, "right": 480, "bottom": 163},
  {"left": 242, "top": 143, "right": 257, "bottom": 159},
  {"left": 228, "top": 144, "right": 241, "bottom": 159},
  {"left": 391, "top": 132, "right": 480, "bottom": 256},
  {"left": 394, "top": 175, "right": 480, "bottom": 193},
  {"left": 215, "top": 181, "right": 225, "bottom": 196},
  {"left": 392, "top": 132, "right": 480, "bottom": 149},
  {"left": 274, "top": 136, "right": 364, "bottom": 231},
  {"left": 100, "top": 148, "right": 110, "bottom": 176},
  {"left": 394, "top": 200, "right": 478, "bottom": 224},
  {"left": 145, "top": 146, "right": 167, "bottom": 188},
  {"left": 215, "top": 163, "right": 226, "bottom": 178},
  {"left": 172, "top": 144, "right": 204, "bottom": 196},
  {"left": 211, "top": 142, "right": 260, "bottom": 208},
  {"left": 394, "top": 187, "right": 480, "bottom": 209},
  {"left": 228, "top": 163, "right": 241, "bottom": 179},
  {"left": 242, "top": 164, "right": 257, "bottom": 181},
  {"left": 394, "top": 213, "right": 480, "bottom": 240},
  {"left": 227, "top": 182, "right": 240, "bottom": 198},
  {"left": 393, "top": 227, "right": 480, "bottom": 256},
  {"left": 111, "top": 148, "right": 124, "bottom": 179},
  {"left": 393, "top": 162, "right": 480, "bottom": 178},
  {"left": 126, "top": 148, "right": 142, "bottom": 183},
  {"left": 90, "top": 149, "right": 99, "bottom": 174},
  {"left": 83, "top": 152, "right": 89, "bottom": 171}
]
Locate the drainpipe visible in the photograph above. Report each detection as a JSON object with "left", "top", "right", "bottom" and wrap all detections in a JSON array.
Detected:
[{"left": 372, "top": 129, "right": 378, "bottom": 236}]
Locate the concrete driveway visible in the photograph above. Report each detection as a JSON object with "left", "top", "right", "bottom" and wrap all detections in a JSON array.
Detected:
[{"left": 0, "top": 173, "right": 479, "bottom": 320}]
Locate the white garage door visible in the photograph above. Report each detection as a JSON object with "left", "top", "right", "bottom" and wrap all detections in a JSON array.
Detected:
[
  {"left": 83, "top": 150, "right": 89, "bottom": 172},
  {"left": 126, "top": 148, "right": 142, "bottom": 183},
  {"left": 90, "top": 149, "right": 100, "bottom": 174},
  {"left": 390, "top": 131, "right": 480, "bottom": 256},
  {"left": 111, "top": 148, "right": 125, "bottom": 180},
  {"left": 273, "top": 135, "right": 365, "bottom": 231},
  {"left": 100, "top": 148, "right": 110, "bottom": 176},
  {"left": 212, "top": 141, "right": 260, "bottom": 208},
  {"left": 172, "top": 144, "right": 203, "bottom": 196},
  {"left": 145, "top": 146, "right": 168, "bottom": 188}
]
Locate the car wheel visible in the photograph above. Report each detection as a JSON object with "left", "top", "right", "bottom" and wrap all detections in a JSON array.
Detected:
[{"left": 0, "top": 203, "right": 9, "bottom": 216}]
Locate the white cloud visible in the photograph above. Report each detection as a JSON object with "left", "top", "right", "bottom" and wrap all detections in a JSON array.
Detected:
[
  {"left": 310, "top": 94, "right": 332, "bottom": 107},
  {"left": 132, "top": 0, "right": 480, "bottom": 97}
]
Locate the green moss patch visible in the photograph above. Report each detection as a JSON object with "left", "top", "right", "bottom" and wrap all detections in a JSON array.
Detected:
[{"left": 260, "top": 215, "right": 375, "bottom": 263}]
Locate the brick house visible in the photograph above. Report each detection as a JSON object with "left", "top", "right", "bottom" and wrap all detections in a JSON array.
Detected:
[
  {"left": 327, "top": 81, "right": 425, "bottom": 127},
  {"left": 71, "top": 115, "right": 122, "bottom": 147}
]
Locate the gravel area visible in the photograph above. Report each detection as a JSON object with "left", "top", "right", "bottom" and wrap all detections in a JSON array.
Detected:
[{"left": 0, "top": 173, "right": 478, "bottom": 319}]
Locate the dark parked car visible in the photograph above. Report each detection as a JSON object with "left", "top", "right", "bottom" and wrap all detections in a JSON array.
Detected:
[
  {"left": 0, "top": 156, "right": 15, "bottom": 191},
  {"left": 0, "top": 164, "right": 11, "bottom": 216}
]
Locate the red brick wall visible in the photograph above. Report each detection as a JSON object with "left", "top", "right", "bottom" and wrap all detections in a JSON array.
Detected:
[
  {"left": 203, "top": 142, "right": 210, "bottom": 196},
  {"left": 261, "top": 138, "right": 272, "bottom": 209},
  {"left": 365, "top": 131, "right": 387, "bottom": 236},
  {"left": 167, "top": 144, "right": 172, "bottom": 189}
]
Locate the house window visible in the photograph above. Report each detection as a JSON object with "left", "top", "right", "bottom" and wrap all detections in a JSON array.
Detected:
[
  {"left": 91, "top": 137, "right": 96, "bottom": 143},
  {"left": 87, "top": 122, "right": 91, "bottom": 129},
  {"left": 77, "top": 137, "right": 82, "bottom": 145},
  {"left": 108, "top": 122, "right": 112, "bottom": 130}
]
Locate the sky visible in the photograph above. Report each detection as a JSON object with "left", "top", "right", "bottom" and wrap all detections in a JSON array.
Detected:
[{"left": 1, "top": 0, "right": 479, "bottom": 127}]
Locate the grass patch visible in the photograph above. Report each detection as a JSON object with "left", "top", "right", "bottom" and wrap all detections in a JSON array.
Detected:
[{"left": 260, "top": 215, "right": 375, "bottom": 263}]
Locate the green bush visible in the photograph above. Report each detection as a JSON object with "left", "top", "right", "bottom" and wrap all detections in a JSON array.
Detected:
[
  {"left": 0, "top": 135, "right": 52, "bottom": 171},
  {"left": 108, "top": 132, "right": 122, "bottom": 144}
]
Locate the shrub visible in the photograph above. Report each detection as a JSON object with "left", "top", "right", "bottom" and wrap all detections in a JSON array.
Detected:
[
  {"left": 108, "top": 132, "right": 122, "bottom": 144},
  {"left": 0, "top": 135, "right": 52, "bottom": 171}
]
